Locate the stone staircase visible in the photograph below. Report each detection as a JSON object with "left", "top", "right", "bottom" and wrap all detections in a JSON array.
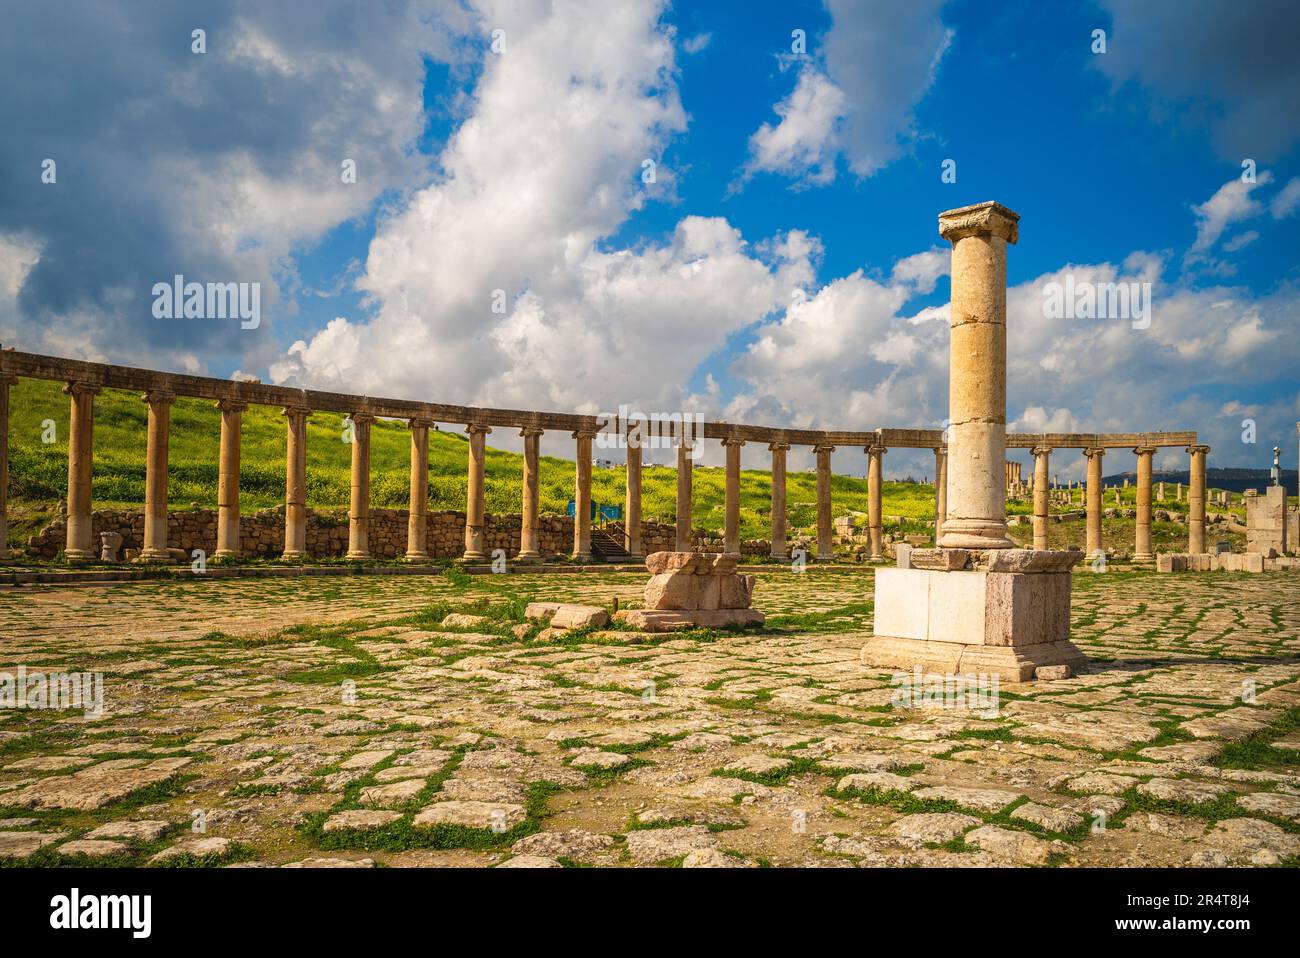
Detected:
[{"left": 591, "top": 523, "right": 633, "bottom": 563}]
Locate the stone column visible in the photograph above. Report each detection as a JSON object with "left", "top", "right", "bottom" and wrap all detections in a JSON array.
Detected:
[
  {"left": 1032, "top": 445, "right": 1051, "bottom": 550},
  {"left": 282, "top": 405, "right": 310, "bottom": 560},
  {"left": 517, "top": 426, "right": 543, "bottom": 560},
  {"left": 345, "top": 413, "right": 374, "bottom": 560},
  {"left": 0, "top": 373, "right": 15, "bottom": 560},
  {"left": 463, "top": 424, "right": 491, "bottom": 561},
  {"left": 674, "top": 437, "right": 694, "bottom": 551},
  {"left": 64, "top": 382, "right": 101, "bottom": 561},
  {"left": 573, "top": 430, "right": 594, "bottom": 559},
  {"left": 936, "top": 202, "right": 1019, "bottom": 549},
  {"left": 723, "top": 438, "right": 745, "bottom": 555},
  {"left": 813, "top": 443, "right": 835, "bottom": 561},
  {"left": 1188, "top": 444, "right": 1209, "bottom": 554},
  {"left": 1134, "top": 445, "right": 1156, "bottom": 562},
  {"left": 624, "top": 439, "right": 643, "bottom": 560},
  {"left": 933, "top": 445, "right": 947, "bottom": 540},
  {"left": 405, "top": 418, "right": 434, "bottom": 561},
  {"left": 769, "top": 441, "right": 789, "bottom": 559},
  {"left": 867, "top": 441, "right": 886, "bottom": 560},
  {"left": 213, "top": 400, "right": 246, "bottom": 559},
  {"left": 1084, "top": 447, "right": 1104, "bottom": 556},
  {"left": 139, "top": 389, "right": 177, "bottom": 562}
]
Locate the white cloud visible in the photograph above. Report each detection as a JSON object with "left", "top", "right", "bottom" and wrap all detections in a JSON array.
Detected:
[
  {"left": 1271, "top": 176, "right": 1300, "bottom": 219},
  {"left": 682, "top": 32, "right": 711, "bottom": 54},
  {"left": 1186, "top": 172, "right": 1272, "bottom": 264},
  {"left": 742, "top": 69, "right": 846, "bottom": 187}
]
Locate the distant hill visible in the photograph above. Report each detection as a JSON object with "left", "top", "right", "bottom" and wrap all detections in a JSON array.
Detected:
[{"left": 1105, "top": 467, "right": 1297, "bottom": 496}]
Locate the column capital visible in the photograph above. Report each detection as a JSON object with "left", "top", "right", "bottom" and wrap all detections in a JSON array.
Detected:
[
  {"left": 934, "top": 445, "right": 947, "bottom": 457},
  {"left": 721, "top": 436, "right": 746, "bottom": 448},
  {"left": 0, "top": 372, "right": 16, "bottom": 387},
  {"left": 1083, "top": 446, "right": 1106, "bottom": 459},
  {"left": 140, "top": 389, "right": 176, "bottom": 406},
  {"left": 1132, "top": 445, "right": 1157, "bottom": 456},
  {"left": 348, "top": 411, "right": 376, "bottom": 426},
  {"left": 519, "top": 425, "right": 544, "bottom": 438},
  {"left": 408, "top": 416, "right": 436, "bottom": 430},
  {"left": 281, "top": 404, "right": 311, "bottom": 420},
  {"left": 1186, "top": 444, "right": 1210, "bottom": 455},
  {"left": 1031, "top": 444, "right": 1052, "bottom": 456},
  {"left": 768, "top": 441, "right": 790, "bottom": 453},
  {"left": 571, "top": 429, "right": 596, "bottom": 441},
  {"left": 63, "top": 380, "right": 102, "bottom": 398},
  {"left": 938, "top": 201, "right": 1020, "bottom": 245},
  {"left": 215, "top": 397, "right": 249, "bottom": 413},
  {"left": 866, "top": 442, "right": 887, "bottom": 455},
  {"left": 466, "top": 422, "right": 492, "bottom": 436},
  {"left": 812, "top": 442, "right": 835, "bottom": 454}
]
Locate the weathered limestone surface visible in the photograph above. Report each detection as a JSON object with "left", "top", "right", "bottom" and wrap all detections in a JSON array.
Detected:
[{"left": 620, "top": 550, "right": 764, "bottom": 630}]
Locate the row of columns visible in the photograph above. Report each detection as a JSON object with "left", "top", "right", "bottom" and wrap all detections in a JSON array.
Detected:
[{"left": 6, "top": 375, "right": 1210, "bottom": 565}]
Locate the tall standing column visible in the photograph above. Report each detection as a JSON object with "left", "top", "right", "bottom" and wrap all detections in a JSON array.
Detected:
[
  {"left": 1133, "top": 445, "right": 1156, "bottom": 562},
  {"left": 624, "top": 439, "right": 643, "bottom": 560},
  {"left": 0, "top": 373, "right": 15, "bottom": 560},
  {"left": 723, "top": 438, "right": 745, "bottom": 555},
  {"left": 814, "top": 443, "right": 835, "bottom": 561},
  {"left": 933, "top": 445, "right": 947, "bottom": 541},
  {"left": 1188, "top": 444, "right": 1209, "bottom": 554},
  {"left": 769, "top": 442, "right": 789, "bottom": 558},
  {"left": 281, "top": 405, "right": 310, "bottom": 560},
  {"left": 64, "top": 382, "right": 101, "bottom": 561},
  {"left": 405, "top": 418, "right": 433, "bottom": 561},
  {"left": 1032, "top": 445, "right": 1051, "bottom": 550},
  {"left": 936, "top": 202, "right": 1019, "bottom": 550},
  {"left": 138, "top": 389, "right": 176, "bottom": 562},
  {"left": 463, "top": 423, "right": 491, "bottom": 561},
  {"left": 214, "top": 399, "right": 246, "bottom": 559},
  {"left": 1084, "top": 447, "right": 1105, "bottom": 556},
  {"left": 573, "top": 429, "right": 594, "bottom": 559},
  {"left": 345, "top": 412, "right": 374, "bottom": 560},
  {"left": 675, "top": 437, "right": 694, "bottom": 551},
  {"left": 867, "top": 441, "right": 886, "bottom": 560},
  {"left": 517, "top": 426, "right": 543, "bottom": 560}
]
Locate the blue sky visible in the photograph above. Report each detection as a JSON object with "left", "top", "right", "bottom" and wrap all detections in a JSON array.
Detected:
[{"left": 2, "top": 0, "right": 1298, "bottom": 480}]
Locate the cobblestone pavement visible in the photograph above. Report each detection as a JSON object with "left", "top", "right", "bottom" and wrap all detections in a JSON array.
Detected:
[{"left": 1, "top": 568, "right": 1297, "bottom": 868}]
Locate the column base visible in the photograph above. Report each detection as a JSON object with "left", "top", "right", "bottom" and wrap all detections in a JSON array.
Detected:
[
  {"left": 137, "top": 548, "right": 174, "bottom": 563},
  {"left": 817, "top": 552, "right": 834, "bottom": 562},
  {"left": 1132, "top": 552, "right": 1155, "bottom": 564},
  {"left": 64, "top": 550, "right": 97, "bottom": 563},
  {"left": 345, "top": 551, "right": 372, "bottom": 561},
  {"left": 280, "top": 551, "right": 307, "bottom": 562},
  {"left": 404, "top": 552, "right": 431, "bottom": 563},
  {"left": 515, "top": 550, "right": 541, "bottom": 562},
  {"left": 212, "top": 549, "right": 240, "bottom": 560},
  {"left": 462, "top": 551, "right": 486, "bottom": 562}
]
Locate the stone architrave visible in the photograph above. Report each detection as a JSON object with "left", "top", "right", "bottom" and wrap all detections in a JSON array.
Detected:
[{"left": 862, "top": 202, "right": 1087, "bottom": 682}]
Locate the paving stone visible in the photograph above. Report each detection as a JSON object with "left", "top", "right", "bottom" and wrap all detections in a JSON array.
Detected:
[
  {"left": 625, "top": 825, "right": 717, "bottom": 864},
  {"left": 497, "top": 855, "right": 562, "bottom": 868},
  {"left": 888, "top": 813, "right": 980, "bottom": 846},
  {"left": 568, "top": 749, "right": 630, "bottom": 770},
  {"left": 84, "top": 820, "right": 170, "bottom": 842},
  {"left": 722, "top": 755, "right": 791, "bottom": 776},
  {"left": 1136, "top": 778, "right": 1230, "bottom": 804},
  {"left": 149, "top": 837, "right": 233, "bottom": 863},
  {"left": 58, "top": 838, "right": 129, "bottom": 857},
  {"left": 413, "top": 801, "right": 527, "bottom": 830},
  {"left": 837, "top": 772, "right": 918, "bottom": 794},
  {"left": 359, "top": 778, "right": 426, "bottom": 807},
  {"left": 911, "top": 785, "right": 1022, "bottom": 812},
  {"left": 1237, "top": 791, "right": 1300, "bottom": 820},
  {"left": 964, "top": 825, "right": 1055, "bottom": 865},
  {"left": 1009, "top": 802, "right": 1083, "bottom": 832},
  {"left": 322, "top": 810, "right": 402, "bottom": 833},
  {"left": 0, "top": 831, "right": 64, "bottom": 859}
]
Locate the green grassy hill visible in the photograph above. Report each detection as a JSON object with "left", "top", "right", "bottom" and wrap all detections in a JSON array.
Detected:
[{"left": 6, "top": 378, "right": 1231, "bottom": 556}]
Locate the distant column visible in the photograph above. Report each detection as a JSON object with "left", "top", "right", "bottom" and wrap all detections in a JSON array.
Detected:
[
  {"left": 463, "top": 423, "right": 491, "bottom": 561},
  {"left": 814, "top": 442, "right": 835, "bottom": 561},
  {"left": 517, "top": 426, "right": 543, "bottom": 560},
  {"left": 345, "top": 412, "right": 374, "bottom": 560},
  {"left": 281, "top": 405, "right": 311, "bottom": 560},
  {"left": 214, "top": 400, "right": 246, "bottom": 560},
  {"left": 137, "top": 389, "right": 176, "bottom": 562},
  {"left": 723, "top": 438, "right": 745, "bottom": 555},
  {"left": 867, "top": 441, "right": 886, "bottom": 560},
  {"left": 769, "top": 442, "right": 789, "bottom": 558},
  {"left": 1188, "top": 444, "right": 1209, "bottom": 554},
  {"left": 933, "top": 445, "right": 947, "bottom": 540},
  {"left": 0, "top": 373, "right": 15, "bottom": 560},
  {"left": 64, "top": 382, "right": 101, "bottom": 561},
  {"left": 573, "top": 429, "right": 594, "bottom": 559},
  {"left": 1032, "top": 445, "right": 1051, "bottom": 550},
  {"left": 1084, "top": 447, "right": 1105, "bottom": 556},
  {"left": 405, "top": 418, "right": 434, "bottom": 562},
  {"left": 624, "top": 439, "right": 643, "bottom": 560},
  {"left": 1134, "top": 445, "right": 1156, "bottom": 562},
  {"left": 674, "top": 437, "right": 694, "bottom": 551}
]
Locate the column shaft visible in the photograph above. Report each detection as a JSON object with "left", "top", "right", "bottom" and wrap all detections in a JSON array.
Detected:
[
  {"left": 282, "top": 406, "right": 310, "bottom": 559},
  {"left": 675, "top": 438, "right": 693, "bottom": 551},
  {"left": 346, "top": 413, "right": 374, "bottom": 559},
  {"left": 215, "top": 400, "right": 246, "bottom": 559},
  {"left": 723, "top": 438, "right": 744, "bottom": 555},
  {"left": 517, "top": 426, "right": 543, "bottom": 560},
  {"left": 936, "top": 202, "right": 1019, "bottom": 549},
  {"left": 933, "top": 446, "right": 947, "bottom": 542},
  {"left": 1032, "top": 446, "right": 1051, "bottom": 550},
  {"left": 64, "top": 382, "right": 101, "bottom": 561},
  {"left": 463, "top": 424, "right": 491, "bottom": 560},
  {"left": 405, "top": 419, "right": 433, "bottom": 561},
  {"left": 0, "top": 374, "right": 14, "bottom": 560},
  {"left": 573, "top": 430, "right": 593, "bottom": 558},
  {"left": 769, "top": 442, "right": 789, "bottom": 558},
  {"left": 624, "top": 440, "right": 643, "bottom": 559},
  {"left": 1134, "top": 446, "right": 1155, "bottom": 561},
  {"left": 867, "top": 442, "right": 886, "bottom": 560},
  {"left": 815, "top": 443, "right": 835, "bottom": 560},
  {"left": 1188, "top": 444, "right": 1209, "bottom": 554},
  {"left": 1085, "top": 447, "right": 1104, "bottom": 556}
]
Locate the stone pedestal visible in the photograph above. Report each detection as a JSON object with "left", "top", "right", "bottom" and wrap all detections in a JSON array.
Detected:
[
  {"left": 1246, "top": 486, "right": 1287, "bottom": 555},
  {"left": 862, "top": 549, "right": 1086, "bottom": 682},
  {"left": 613, "top": 551, "right": 765, "bottom": 632}
]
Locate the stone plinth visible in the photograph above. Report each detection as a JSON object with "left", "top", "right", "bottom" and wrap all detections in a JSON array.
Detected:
[
  {"left": 863, "top": 549, "right": 1085, "bottom": 682},
  {"left": 1246, "top": 486, "right": 1287, "bottom": 556},
  {"left": 616, "top": 550, "right": 765, "bottom": 631}
]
